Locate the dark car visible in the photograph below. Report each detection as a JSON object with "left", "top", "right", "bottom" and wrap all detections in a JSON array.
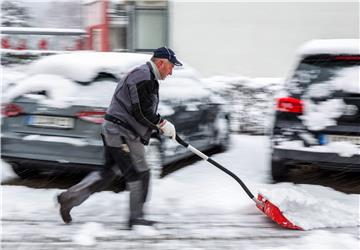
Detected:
[
  {"left": 1, "top": 51, "right": 230, "bottom": 179},
  {"left": 270, "top": 39, "right": 360, "bottom": 181}
]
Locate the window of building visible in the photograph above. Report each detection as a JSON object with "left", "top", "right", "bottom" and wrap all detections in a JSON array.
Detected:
[{"left": 134, "top": 8, "right": 167, "bottom": 51}]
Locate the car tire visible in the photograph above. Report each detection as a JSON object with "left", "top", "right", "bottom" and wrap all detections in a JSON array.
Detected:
[
  {"left": 11, "top": 163, "right": 39, "bottom": 179},
  {"left": 271, "top": 159, "right": 289, "bottom": 182},
  {"left": 145, "top": 139, "right": 163, "bottom": 179}
]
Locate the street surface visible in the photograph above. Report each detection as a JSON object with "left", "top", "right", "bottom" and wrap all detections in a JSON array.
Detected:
[{"left": 1, "top": 135, "right": 359, "bottom": 249}]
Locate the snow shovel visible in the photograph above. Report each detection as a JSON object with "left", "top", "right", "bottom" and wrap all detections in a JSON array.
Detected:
[{"left": 174, "top": 135, "right": 303, "bottom": 230}]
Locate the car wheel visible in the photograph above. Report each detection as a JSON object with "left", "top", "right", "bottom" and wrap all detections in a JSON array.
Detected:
[
  {"left": 145, "top": 139, "right": 163, "bottom": 179},
  {"left": 271, "top": 158, "right": 289, "bottom": 182},
  {"left": 11, "top": 163, "right": 39, "bottom": 179}
]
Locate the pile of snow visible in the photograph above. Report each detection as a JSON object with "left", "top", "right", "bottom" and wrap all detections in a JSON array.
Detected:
[{"left": 259, "top": 184, "right": 359, "bottom": 230}]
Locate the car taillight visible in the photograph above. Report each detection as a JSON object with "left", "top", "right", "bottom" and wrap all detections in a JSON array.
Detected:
[
  {"left": 76, "top": 110, "right": 106, "bottom": 124},
  {"left": 276, "top": 97, "right": 303, "bottom": 114},
  {"left": 1, "top": 103, "right": 23, "bottom": 117},
  {"left": 334, "top": 56, "right": 360, "bottom": 61}
]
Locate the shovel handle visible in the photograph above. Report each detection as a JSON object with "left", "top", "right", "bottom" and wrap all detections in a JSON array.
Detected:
[
  {"left": 175, "top": 134, "right": 189, "bottom": 147},
  {"left": 175, "top": 135, "right": 256, "bottom": 200}
]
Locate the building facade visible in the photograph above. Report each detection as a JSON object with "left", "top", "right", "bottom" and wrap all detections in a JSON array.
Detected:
[
  {"left": 84, "top": 1, "right": 359, "bottom": 77},
  {"left": 170, "top": 1, "right": 359, "bottom": 77},
  {"left": 83, "top": 0, "right": 168, "bottom": 52}
]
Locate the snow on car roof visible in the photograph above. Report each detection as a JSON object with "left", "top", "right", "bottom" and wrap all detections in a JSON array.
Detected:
[
  {"left": 29, "top": 51, "right": 151, "bottom": 82},
  {"left": 297, "top": 39, "right": 360, "bottom": 56},
  {"left": 3, "top": 52, "right": 210, "bottom": 108},
  {"left": 3, "top": 74, "right": 78, "bottom": 108},
  {"left": 3, "top": 73, "right": 211, "bottom": 108},
  {"left": 28, "top": 51, "right": 200, "bottom": 83}
]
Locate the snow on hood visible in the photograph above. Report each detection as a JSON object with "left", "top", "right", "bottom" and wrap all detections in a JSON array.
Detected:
[{"left": 298, "top": 39, "right": 360, "bottom": 56}]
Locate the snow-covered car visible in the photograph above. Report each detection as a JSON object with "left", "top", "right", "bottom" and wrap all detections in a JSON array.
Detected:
[
  {"left": 271, "top": 39, "right": 360, "bottom": 181},
  {"left": 1, "top": 51, "right": 230, "bottom": 179}
]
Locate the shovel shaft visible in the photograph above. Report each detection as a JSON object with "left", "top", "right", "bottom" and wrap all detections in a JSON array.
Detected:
[
  {"left": 175, "top": 135, "right": 255, "bottom": 200},
  {"left": 175, "top": 136, "right": 303, "bottom": 230}
]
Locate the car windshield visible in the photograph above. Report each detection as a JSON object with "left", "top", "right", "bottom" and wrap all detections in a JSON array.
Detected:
[{"left": 287, "top": 56, "right": 360, "bottom": 97}]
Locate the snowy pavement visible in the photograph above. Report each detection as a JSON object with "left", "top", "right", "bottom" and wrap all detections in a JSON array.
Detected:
[{"left": 1, "top": 135, "right": 359, "bottom": 249}]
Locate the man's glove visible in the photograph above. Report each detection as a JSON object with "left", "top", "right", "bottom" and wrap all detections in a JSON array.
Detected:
[{"left": 158, "top": 119, "right": 176, "bottom": 140}]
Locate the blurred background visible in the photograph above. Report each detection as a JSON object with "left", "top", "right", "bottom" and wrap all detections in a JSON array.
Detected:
[{"left": 1, "top": 0, "right": 358, "bottom": 76}]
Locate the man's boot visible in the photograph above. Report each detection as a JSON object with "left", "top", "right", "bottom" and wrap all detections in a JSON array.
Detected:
[
  {"left": 57, "top": 170, "right": 116, "bottom": 224},
  {"left": 127, "top": 180, "right": 156, "bottom": 229},
  {"left": 57, "top": 192, "right": 74, "bottom": 224}
]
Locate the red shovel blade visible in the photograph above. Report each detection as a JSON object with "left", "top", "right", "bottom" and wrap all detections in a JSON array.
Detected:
[{"left": 256, "top": 194, "right": 303, "bottom": 230}]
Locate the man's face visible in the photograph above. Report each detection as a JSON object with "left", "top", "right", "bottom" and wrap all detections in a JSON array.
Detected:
[{"left": 158, "top": 59, "right": 174, "bottom": 80}]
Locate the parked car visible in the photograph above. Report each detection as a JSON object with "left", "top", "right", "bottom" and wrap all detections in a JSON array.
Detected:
[
  {"left": 270, "top": 39, "right": 360, "bottom": 181},
  {"left": 1, "top": 51, "right": 230, "bottom": 179}
]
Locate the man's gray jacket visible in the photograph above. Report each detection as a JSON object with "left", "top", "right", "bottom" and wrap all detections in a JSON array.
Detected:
[{"left": 104, "top": 62, "right": 162, "bottom": 145}]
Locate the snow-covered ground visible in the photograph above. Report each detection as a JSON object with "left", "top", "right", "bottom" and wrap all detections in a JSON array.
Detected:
[
  {"left": 1, "top": 42, "right": 359, "bottom": 248},
  {"left": 1, "top": 135, "right": 359, "bottom": 249}
]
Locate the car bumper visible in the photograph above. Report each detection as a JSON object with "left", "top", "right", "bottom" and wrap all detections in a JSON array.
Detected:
[
  {"left": 272, "top": 147, "right": 360, "bottom": 171},
  {"left": 2, "top": 156, "right": 104, "bottom": 174},
  {"left": 1, "top": 135, "right": 104, "bottom": 167}
]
